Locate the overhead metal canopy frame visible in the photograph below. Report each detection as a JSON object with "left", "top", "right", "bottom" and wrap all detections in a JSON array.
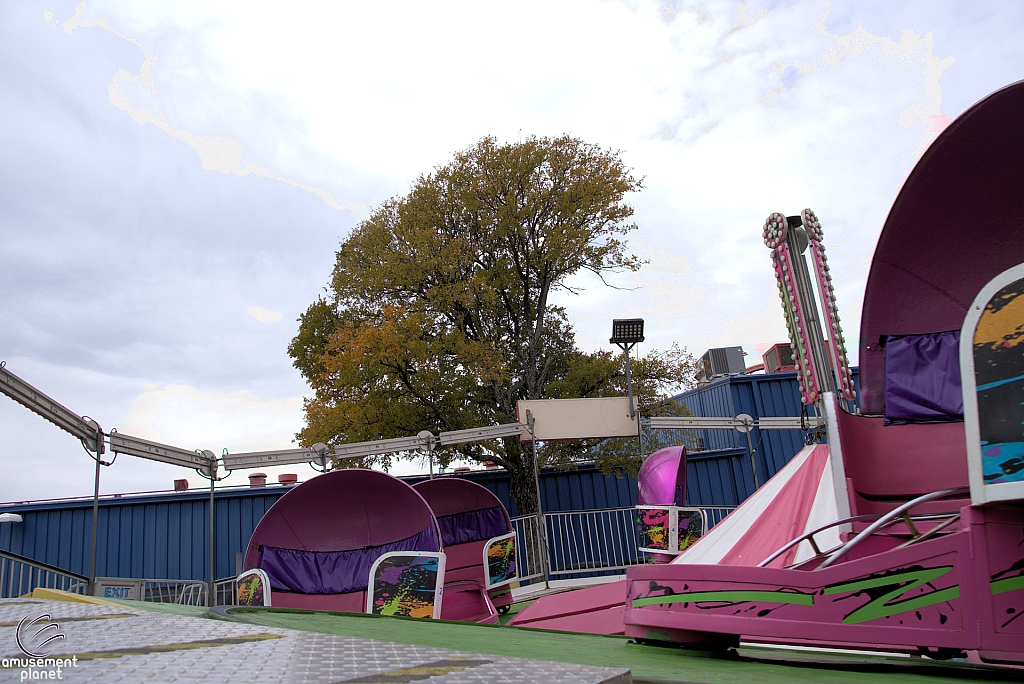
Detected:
[
  {"left": 0, "top": 363, "right": 224, "bottom": 600},
  {"left": 0, "top": 362, "right": 536, "bottom": 602},
  {"left": 2, "top": 361, "right": 830, "bottom": 603}
]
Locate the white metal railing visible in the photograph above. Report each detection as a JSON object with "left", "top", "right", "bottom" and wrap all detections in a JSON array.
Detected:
[
  {"left": 545, "top": 507, "right": 643, "bottom": 576},
  {"left": 214, "top": 577, "right": 238, "bottom": 606},
  {"left": 510, "top": 515, "right": 547, "bottom": 583},
  {"left": 142, "top": 579, "right": 208, "bottom": 606},
  {"left": 511, "top": 505, "right": 736, "bottom": 581},
  {"left": 0, "top": 550, "right": 88, "bottom": 598},
  {"left": 702, "top": 506, "right": 736, "bottom": 529}
]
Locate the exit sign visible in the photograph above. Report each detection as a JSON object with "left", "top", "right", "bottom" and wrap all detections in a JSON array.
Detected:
[{"left": 93, "top": 578, "right": 143, "bottom": 600}]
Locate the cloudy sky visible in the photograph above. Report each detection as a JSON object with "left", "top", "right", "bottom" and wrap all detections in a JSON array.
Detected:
[{"left": 1, "top": 0, "right": 1021, "bottom": 501}]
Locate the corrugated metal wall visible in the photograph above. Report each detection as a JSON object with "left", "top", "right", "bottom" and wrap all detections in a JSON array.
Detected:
[
  {"left": 673, "top": 368, "right": 860, "bottom": 506},
  {"left": 0, "top": 489, "right": 285, "bottom": 582},
  {"left": 0, "top": 369, "right": 856, "bottom": 581}
]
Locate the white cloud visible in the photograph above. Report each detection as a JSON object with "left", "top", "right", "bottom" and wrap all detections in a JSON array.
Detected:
[
  {"left": 117, "top": 383, "right": 306, "bottom": 487},
  {"left": 55, "top": 1, "right": 365, "bottom": 212},
  {"left": 245, "top": 306, "right": 283, "bottom": 324},
  {"left": 760, "top": 5, "right": 955, "bottom": 152}
]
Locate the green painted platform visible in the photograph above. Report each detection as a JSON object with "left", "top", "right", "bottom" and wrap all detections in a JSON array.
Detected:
[{"left": 219, "top": 606, "right": 1024, "bottom": 684}]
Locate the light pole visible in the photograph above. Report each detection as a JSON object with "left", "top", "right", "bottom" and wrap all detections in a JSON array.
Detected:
[{"left": 610, "top": 318, "right": 644, "bottom": 456}]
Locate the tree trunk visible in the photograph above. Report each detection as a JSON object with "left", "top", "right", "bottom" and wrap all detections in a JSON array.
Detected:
[{"left": 504, "top": 438, "right": 540, "bottom": 516}]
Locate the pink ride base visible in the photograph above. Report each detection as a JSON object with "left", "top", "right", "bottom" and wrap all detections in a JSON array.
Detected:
[
  {"left": 510, "top": 581, "right": 627, "bottom": 634},
  {"left": 623, "top": 503, "right": 1024, "bottom": 664}
]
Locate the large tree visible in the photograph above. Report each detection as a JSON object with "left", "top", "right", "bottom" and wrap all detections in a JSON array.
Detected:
[{"left": 289, "top": 135, "right": 695, "bottom": 514}]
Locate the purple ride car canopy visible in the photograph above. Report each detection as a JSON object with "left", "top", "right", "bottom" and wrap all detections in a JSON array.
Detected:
[
  {"left": 413, "top": 478, "right": 511, "bottom": 546},
  {"left": 636, "top": 446, "right": 687, "bottom": 507},
  {"left": 244, "top": 469, "right": 441, "bottom": 595}
]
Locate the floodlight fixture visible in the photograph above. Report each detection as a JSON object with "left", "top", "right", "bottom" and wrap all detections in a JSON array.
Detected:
[
  {"left": 609, "top": 318, "right": 644, "bottom": 421},
  {"left": 439, "top": 423, "right": 526, "bottom": 446},
  {"left": 609, "top": 319, "right": 645, "bottom": 345},
  {"left": 198, "top": 450, "right": 218, "bottom": 479},
  {"left": 220, "top": 443, "right": 330, "bottom": 472}
]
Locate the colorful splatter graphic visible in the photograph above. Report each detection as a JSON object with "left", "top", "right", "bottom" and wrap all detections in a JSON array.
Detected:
[
  {"left": 236, "top": 569, "right": 268, "bottom": 607},
  {"left": 370, "top": 554, "right": 442, "bottom": 619},
  {"left": 637, "top": 508, "right": 670, "bottom": 551},
  {"left": 485, "top": 533, "right": 517, "bottom": 587},
  {"left": 974, "top": 276, "right": 1024, "bottom": 485},
  {"left": 677, "top": 510, "right": 704, "bottom": 551}
]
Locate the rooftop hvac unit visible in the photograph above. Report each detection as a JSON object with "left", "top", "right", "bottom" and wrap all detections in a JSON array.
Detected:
[
  {"left": 763, "top": 343, "right": 796, "bottom": 374},
  {"left": 697, "top": 346, "right": 747, "bottom": 382}
]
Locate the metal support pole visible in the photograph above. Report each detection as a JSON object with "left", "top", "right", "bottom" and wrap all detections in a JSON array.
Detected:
[
  {"left": 208, "top": 474, "right": 215, "bottom": 607},
  {"left": 621, "top": 344, "right": 637, "bottom": 418},
  {"left": 636, "top": 395, "right": 645, "bottom": 460},
  {"left": 616, "top": 342, "right": 643, "bottom": 459},
  {"left": 86, "top": 423, "right": 105, "bottom": 596},
  {"left": 418, "top": 431, "right": 435, "bottom": 480},
  {"left": 199, "top": 450, "right": 218, "bottom": 608},
  {"left": 735, "top": 414, "right": 759, "bottom": 492},
  {"left": 526, "top": 411, "right": 549, "bottom": 589},
  {"left": 744, "top": 429, "right": 759, "bottom": 490},
  {"left": 89, "top": 454, "right": 100, "bottom": 594}
]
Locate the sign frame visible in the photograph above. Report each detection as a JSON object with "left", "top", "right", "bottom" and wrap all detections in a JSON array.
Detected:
[
  {"left": 516, "top": 397, "right": 638, "bottom": 441},
  {"left": 962, "top": 263, "right": 1024, "bottom": 505},
  {"left": 482, "top": 532, "right": 517, "bottom": 589},
  {"left": 366, "top": 551, "right": 446, "bottom": 619},
  {"left": 93, "top": 577, "right": 143, "bottom": 600}
]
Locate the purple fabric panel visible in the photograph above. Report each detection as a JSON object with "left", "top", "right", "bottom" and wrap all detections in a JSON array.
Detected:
[
  {"left": 259, "top": 525, "right": 439, "bottom": 594},
  {"left": 436, "top": 507, "right": 509, "bottom": 546},
  {"left": 884, "top": 330, "right": 963, "bottom": 425}
]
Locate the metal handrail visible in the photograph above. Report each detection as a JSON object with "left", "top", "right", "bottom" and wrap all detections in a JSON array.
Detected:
[
  {"left": 893, "top": 513, "right": 962, "bottom": 550},
  {"left": 0, "top": 549, "right": 88, "bottom": 598},
  {"left": 757, "top": 515, "right": 881, "bottom": 568},
  {"left": 510, "top": 505, "right": 736, "bottom": 580},
  {"left": 0, "top": 549, "right": 89, "bottom": 582},
  {"left": 143, "top": 578, "right": 209, "bottom": 605},
  {"left": 819, "top": 486, "right": 969, "bottom": 569},
  {"left": 214, "top": 577, "right": 238, "bottom": 606}
]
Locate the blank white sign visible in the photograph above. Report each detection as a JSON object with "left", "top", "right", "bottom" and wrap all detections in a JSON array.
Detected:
[{"left": 516, "top": 397, "right": 638, "bottom": 441}]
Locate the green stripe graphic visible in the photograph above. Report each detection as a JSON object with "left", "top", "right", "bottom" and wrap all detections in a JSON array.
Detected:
[
  {"left": 632, "top": 590, "right": 814, "bottom": 608},
  {"left": 992, "top": 575, "right": 1024, "bottom": 595},
  {"left": 824, "top": 567, "right": 959, "bottom": 625}
]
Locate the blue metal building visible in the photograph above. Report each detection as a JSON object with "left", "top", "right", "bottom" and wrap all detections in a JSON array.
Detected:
[{"left": 670, "top": 368, "right": 860, "bottom": 507}]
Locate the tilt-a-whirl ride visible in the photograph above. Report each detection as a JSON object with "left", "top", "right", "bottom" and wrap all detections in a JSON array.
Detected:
[{"left": 512, "top": 80, "right": 1024, "bottom": 665}]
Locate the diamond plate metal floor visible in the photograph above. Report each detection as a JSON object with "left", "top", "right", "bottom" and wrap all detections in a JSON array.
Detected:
[{"left": 0, "top": 599, "right": 630, "bottom": 683}]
